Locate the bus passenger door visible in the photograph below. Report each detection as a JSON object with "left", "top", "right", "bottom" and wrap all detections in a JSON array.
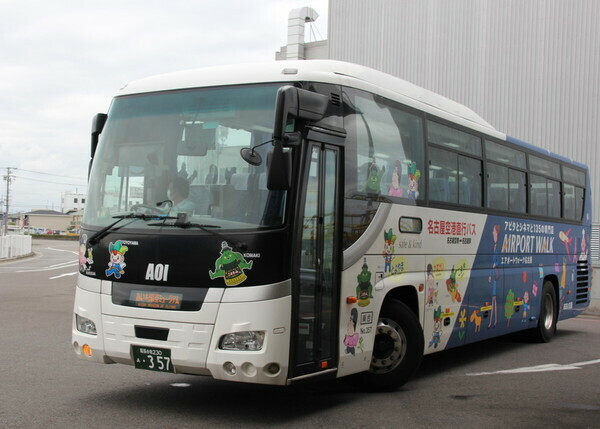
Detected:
[{"left": 292, "top": 143, "right": 340, "bottom": 378}]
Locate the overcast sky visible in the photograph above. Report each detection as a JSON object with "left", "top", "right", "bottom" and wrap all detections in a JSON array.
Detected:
[{"left": 0, "top": 0, "right": 328, "bottom": 213}]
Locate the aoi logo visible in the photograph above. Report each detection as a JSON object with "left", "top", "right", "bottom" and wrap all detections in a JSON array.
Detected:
[{"left": 145, "top": 263, "right": 170, "bottom": 281}]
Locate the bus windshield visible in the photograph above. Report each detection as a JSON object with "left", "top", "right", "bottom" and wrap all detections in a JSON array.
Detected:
[{"left": 84, "top": 84, "right": 286, "bottom": 230}]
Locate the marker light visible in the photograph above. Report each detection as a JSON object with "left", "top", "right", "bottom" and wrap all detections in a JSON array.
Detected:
[
  {"left": 76, "top": 314, "right": 97, "bottom": 335},
  {"left": 82, "top": 344, "right": 93, "bottom": 357},
  {"left": 219, "top": 331, "right": 265, "bottom": 351}
]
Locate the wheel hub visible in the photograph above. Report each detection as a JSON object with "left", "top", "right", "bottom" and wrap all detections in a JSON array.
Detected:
[{"left": 370, "top": 317, "right": 407, "bottom": 374}]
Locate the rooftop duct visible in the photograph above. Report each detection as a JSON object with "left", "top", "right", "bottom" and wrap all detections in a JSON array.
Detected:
[{"left": 286, "top": 7, "right": 319, "bottom": 60}]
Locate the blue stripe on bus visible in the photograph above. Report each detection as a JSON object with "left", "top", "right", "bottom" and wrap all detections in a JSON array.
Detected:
[{"left": 506, "top": 135, "right": 574, "bottom": 165}]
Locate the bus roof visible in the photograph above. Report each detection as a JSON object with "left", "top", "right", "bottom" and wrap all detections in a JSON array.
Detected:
[{"left": 117, "top": 60, "right": 498, "bottom": 134}]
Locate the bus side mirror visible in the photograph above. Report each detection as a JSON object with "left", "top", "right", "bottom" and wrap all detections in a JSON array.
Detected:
[
  {"left": 267, "top": 143, "right": 291, "bottom": 190},
  {"left": 272, "top": 86, "right": 329, "bottom": 143},
  {"left": 91, "top": 113, "right": 108, "bottom": 158}
]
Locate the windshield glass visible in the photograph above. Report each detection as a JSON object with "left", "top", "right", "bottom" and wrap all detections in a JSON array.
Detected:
[{"left": 84, "top": 84, "right": 287, "bottom": 230}]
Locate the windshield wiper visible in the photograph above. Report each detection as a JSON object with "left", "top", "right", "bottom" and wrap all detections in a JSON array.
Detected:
[
  {"left": 149, "top": 215, "right": 247, "bottom": 252},
  {"left": 88, "top": 213, "right": 176, "bottom": 245}
]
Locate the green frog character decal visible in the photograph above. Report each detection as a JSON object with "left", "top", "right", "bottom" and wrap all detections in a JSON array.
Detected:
[
  {"left": 356, "top": 258, "right": 373, "bottom": 307},
  {"left": 365, "top": 161, "right": 385, "bottom": 194},
  {"left": 209, "top": 241, "right": 253, "bottom": 286}
]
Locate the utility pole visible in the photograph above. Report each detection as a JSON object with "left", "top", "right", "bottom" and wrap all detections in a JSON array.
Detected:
[{"left": 2, "top": 168, "right": 14, "bottom": 236}]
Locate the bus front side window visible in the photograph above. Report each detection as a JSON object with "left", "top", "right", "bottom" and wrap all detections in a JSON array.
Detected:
[{"left": 344, "top": 88, "right": 424, "bottom": 201}]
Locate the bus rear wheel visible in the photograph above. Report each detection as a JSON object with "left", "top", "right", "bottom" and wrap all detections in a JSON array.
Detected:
[
  {"left": 529, "top": 280, "right": 557, "bottom": 343},
  {"left": 360, "top": 300, "right": 423, "bottom": 390}
]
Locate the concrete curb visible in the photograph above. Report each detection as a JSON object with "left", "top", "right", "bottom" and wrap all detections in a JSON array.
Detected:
[{"left": 0, "top": 252, "right": 35, "bottom": 264}]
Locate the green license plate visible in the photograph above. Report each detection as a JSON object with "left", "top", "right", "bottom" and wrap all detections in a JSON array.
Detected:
[{"left": 132, "top": 345, "right": 174, "bottom": 373}]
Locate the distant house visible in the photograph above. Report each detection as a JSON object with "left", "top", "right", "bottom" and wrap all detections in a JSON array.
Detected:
[{"left": 22, "top": 209, "right": 77, "bottom": 232}]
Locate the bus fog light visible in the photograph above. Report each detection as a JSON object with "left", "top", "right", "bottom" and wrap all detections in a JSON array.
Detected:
[
  {"left": 219, "top": 331, "right": 265, "bottom": 351},
  {"left": 223, "top": 361, "right": 237, "bottom": 375},
  {"left": 265, "top": 363, "right": 280, "bottom": 375},
  {"left": 76, "top": 314, "right": 97, "bottom": 335}
]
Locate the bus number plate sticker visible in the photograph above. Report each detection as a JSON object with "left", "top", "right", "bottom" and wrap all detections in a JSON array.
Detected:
[{"left": 132, "top": 346, "right": 174, "bottom": 373}]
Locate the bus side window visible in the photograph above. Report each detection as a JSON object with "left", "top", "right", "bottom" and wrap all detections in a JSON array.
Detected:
[{"left": 343, "top": 87, "right": 424, "bottom": 201}]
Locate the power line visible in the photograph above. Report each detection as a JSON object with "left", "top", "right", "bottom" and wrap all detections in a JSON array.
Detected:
[
  {"left": 13, "top": 175, "right": 87, "bottom": 187},
  {"left": 15, "top": 168, "right": 87, "bottom": 181},
  {"left": 1, "top": 167, "right": 86, "bottom": 181}
]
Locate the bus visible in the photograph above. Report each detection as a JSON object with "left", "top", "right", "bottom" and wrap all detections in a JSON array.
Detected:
[{"left": 72, "top": 60, "right": 592, "bottom": 389}]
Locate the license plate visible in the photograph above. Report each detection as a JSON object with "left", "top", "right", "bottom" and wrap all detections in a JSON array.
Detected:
[{"left": 132, "top": 346, "right": 174, "bottom": 373}]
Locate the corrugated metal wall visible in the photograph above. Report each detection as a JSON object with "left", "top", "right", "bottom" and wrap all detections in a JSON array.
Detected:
[{"left": 328, "top": 0, "right": 600, "bottom": 231}]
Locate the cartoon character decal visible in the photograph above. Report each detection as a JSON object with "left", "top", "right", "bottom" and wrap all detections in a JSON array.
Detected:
[
  {"left": 365, "top": 160, "right": 385, "bottom": 194},
  {"left": 428, "top": 306, "right": 443, "bottom": 348},
  {"left": 388, "top": 160, "right": 403, "bottom": 197},
  {"left": 559, "top": 229, "right": 573, "bottom": 262},
  {"left": 426, "top": 263, "right": 438, "bottom": 306},
  {"left": 209, "top": 241, "right": 253, "bottom": 286},
  {"left": 505, "top": 289, "right": 516, "bottom": 327},
  {"left": 579, "top": 230, "right": 588, "bottom": 261},
  {"left": 560, "top": 258, "right": 568, "bottom": 289},
  {"left": 470, "top": 310, "right": 482, "bottom": 332},
  {"left": 488, "top": 224, "right": 501, "bottom": 328},
  {"left": 382, "top": 229, "right": 397, "bottom": 273},
  {"left": 446, "top": 265, "right": 462, "bottom": 303},
  {"left": 79, "top": 234, "right": 94, "bottom": 273},
  {"left": 457, "top": 308, "right": 467, "bottom": 340},
  {"left": 407, "top": 161, "right": 421, "bottom": 199},
  {"left": 522, "top": 291, "right": 530, "bottom": 320},
  {"left": 356, "top": 258, "right": 373, "bottom": 307},
  {"left": 105, "top": 240, "right": 128, "bottom": 279},
  {"left": 343, "top": 308, "right": 360, "bottom": 356}
]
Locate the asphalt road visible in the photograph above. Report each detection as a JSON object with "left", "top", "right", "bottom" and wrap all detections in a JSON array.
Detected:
[{"left": 1, "top": 239, "right": 599, "bottom": 428}]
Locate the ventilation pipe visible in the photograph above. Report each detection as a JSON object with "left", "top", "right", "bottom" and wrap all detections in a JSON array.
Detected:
[{"left": 286, "top": 7, "right": 319, "bottom": 60}]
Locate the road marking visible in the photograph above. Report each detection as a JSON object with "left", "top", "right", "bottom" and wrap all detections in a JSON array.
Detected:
[
  {"left": 49, "top": 272, "right": 78, "bottom": 280},
  {"left": 48, "top": 260, "right": 77, "bottom": 268},
  {"left": 16, "top": 260, "right": 78, "bottom": 273},
  {"left": 47, "top": 247, "right": 78, "bottom": 255},
  {"left": 572, "top": 358, "right": 600, "bottom": 366},
  {"left": 467, "top": 359, "right": 600, "bottom": 376}
]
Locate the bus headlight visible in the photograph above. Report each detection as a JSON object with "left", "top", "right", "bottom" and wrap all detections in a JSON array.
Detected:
[
  {"left": 219, "top": 331, "right": 265, "bottom": 351},
  {"left": 76, "top": 314, "right": 97, "bottom": 335}
]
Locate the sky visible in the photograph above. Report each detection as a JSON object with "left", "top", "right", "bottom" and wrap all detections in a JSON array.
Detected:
[{"left": 0, "top": 0, "right": 328, "bottom": 213}]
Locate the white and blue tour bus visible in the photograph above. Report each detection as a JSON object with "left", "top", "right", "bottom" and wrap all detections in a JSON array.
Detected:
[{"left": 72, "top": 60, "right": 592, "bottom": 389}]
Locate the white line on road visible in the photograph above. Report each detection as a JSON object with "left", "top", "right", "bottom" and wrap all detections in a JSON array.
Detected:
[
  {"left": 47, "top": 247, "right": 78, "bottom": 255},
  {"left": 48, "top": 260, "right": 77, "bottom": 268},
  {"left": 467, "top": 359, "right": 600, "bottom": 376},
  {"left": 16, "top": 260, "right": 78, "bottom": 273},
  {"left": 49, "top": 272, "right": 78, "bottom": 280}
]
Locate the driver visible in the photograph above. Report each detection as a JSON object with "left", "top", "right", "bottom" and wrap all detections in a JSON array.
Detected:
[{"left": 168, "top": 176, "right": 196, "bottom": 213}]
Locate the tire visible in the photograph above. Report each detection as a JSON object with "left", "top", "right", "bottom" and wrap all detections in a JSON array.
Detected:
[
  {"left": 529, "top": 280, "right": 558, "bottom": 343},
  {"left": 360, "top": 300, "right": 424, "bottom": 391}
]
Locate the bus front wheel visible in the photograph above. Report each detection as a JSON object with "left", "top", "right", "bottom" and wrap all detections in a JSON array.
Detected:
[
  {"left": 530, "top": 280, "right": 558, "bottom": 343},
  {"left": 360, "top": 300, "right": 423, "bottom": 390}
]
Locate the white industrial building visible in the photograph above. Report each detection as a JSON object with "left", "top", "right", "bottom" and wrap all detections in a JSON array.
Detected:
[
  {"left": 279, "top": 0, "right": 600, "bottom": 263},
  {"left": 61, "top": 191, "right": 86, "bottom": 213}
]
